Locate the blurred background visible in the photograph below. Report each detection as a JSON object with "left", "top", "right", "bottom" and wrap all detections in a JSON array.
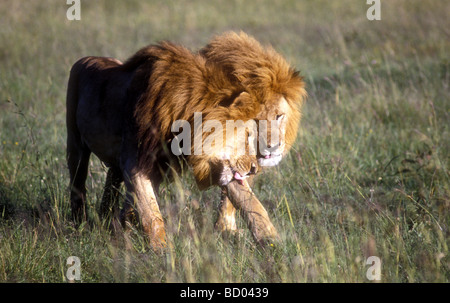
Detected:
[{"left": 0, "top": 0, "right": 448, "bottom": 282}]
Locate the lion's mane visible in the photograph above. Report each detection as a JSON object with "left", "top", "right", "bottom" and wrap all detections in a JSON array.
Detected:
[
  {"left": 121, "top": 32, "right": 306, "bottom": 188},
  {"left": 200, "top": 31, "right": 307, "bottom": 155}
]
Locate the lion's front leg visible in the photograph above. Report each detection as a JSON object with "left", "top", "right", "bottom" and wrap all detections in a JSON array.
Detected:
[
  {"left": 216, "top": 171, "right": 257, "bottom": 235},
  {"left": 225, "top": 180, "right": 278, "bottom": 246},
  {"left": 122, "top": 171, "right": 167, "bottom": 251},
  {"left": 99, "top": 167, "right": 123, "bottom": 221}
]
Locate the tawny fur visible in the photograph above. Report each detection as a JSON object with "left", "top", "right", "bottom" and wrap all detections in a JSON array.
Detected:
[{"left": 66, "top": 31, "right": 306, "bottom": 249}]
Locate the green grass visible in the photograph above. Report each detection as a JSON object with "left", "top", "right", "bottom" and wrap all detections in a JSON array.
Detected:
[{"left": 0, "top": 0, "right": 449, "bottom": 282}]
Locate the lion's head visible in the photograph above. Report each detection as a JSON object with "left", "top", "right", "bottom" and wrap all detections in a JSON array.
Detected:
[{"left": 200, "top": 31, "right": 307, "bottom": 168}]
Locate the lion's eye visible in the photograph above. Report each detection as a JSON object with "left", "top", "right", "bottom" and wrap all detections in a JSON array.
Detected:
[{"left": 276, "top": 114, "right": 285, "bottom": 122}]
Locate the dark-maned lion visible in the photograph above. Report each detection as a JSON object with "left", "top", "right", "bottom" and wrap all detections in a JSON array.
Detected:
[{"left": 66, "top": 31, "right": 306, "bottom": 250}]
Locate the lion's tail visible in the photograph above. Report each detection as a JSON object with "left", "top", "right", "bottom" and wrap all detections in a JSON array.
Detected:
[{"left": 66, "top": 59, "right": 82, "bottom": 138}]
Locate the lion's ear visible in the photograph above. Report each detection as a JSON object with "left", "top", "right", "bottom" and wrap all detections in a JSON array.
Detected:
[
  {"left": 219, "top": 91, "right": 247, "bottom": 108},
  {"left": 229, "top": 91, "right": 252, "bottom": 109}
]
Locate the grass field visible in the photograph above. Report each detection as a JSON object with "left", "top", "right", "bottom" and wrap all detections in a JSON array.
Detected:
[{"left": 0, "top": 0, "right": 448, "bottom": 282}]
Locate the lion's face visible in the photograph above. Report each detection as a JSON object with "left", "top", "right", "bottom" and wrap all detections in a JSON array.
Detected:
[{"left": 255, "top": 96, "right": 290, "bottom": 167}]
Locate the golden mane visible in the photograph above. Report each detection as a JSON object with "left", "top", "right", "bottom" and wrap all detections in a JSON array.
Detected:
[
  {"left": 200, "top": 31, "right": 307, "bottom": 154},
  {"left": 123, "top": 41, "right": 261, "bottom": 188}
]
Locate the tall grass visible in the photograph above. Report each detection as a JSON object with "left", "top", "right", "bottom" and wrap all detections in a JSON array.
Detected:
[{"left": 0, "top": 0, "right": 448, "bottom": 282}]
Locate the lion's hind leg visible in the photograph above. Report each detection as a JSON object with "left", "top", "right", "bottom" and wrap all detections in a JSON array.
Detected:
[{"left": 67, "top": 140, "right": 91, "bottom": 223}]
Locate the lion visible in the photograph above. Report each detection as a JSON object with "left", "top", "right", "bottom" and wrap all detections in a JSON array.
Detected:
[{"left": 66, "top": 31, "right": 306, "bottom": 250}]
